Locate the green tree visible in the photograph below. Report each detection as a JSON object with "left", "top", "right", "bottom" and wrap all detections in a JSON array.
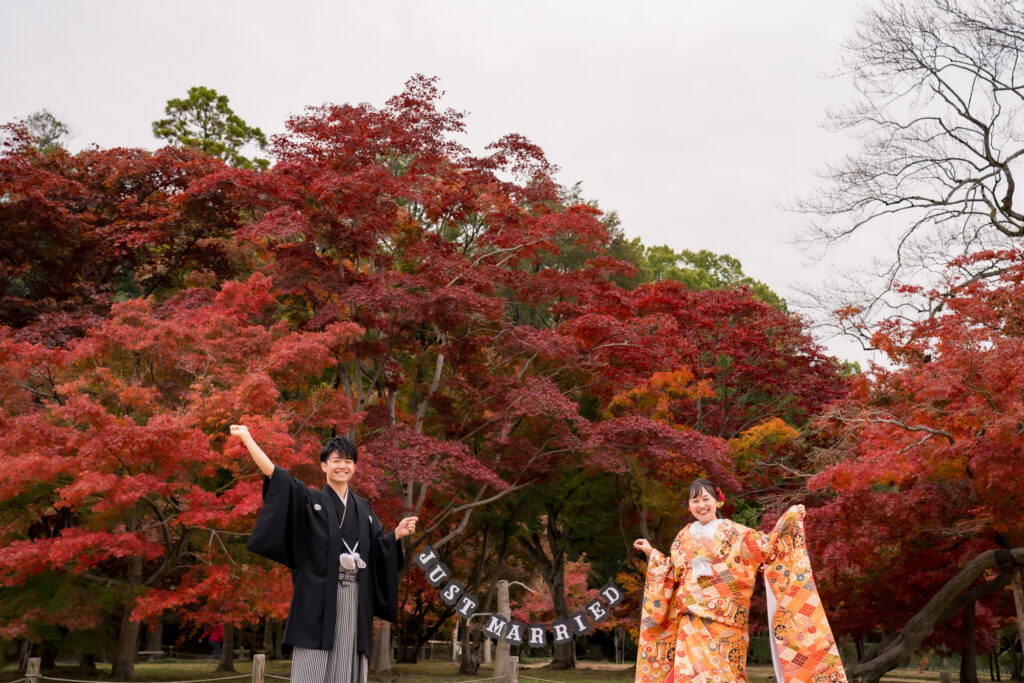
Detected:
[
  {"left": 152, "top": 86, "right": 269, "bottom": 169},
  {"left": 17, "top": 109, "right": 70, "bottom": 153},
  {"left": 644, "top": 245, "right": 785, "bottom": 309}
]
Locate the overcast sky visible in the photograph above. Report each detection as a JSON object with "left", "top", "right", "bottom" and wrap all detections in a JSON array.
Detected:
[{"left": 1, "top": 0, "right": 878, "bottom": 363}]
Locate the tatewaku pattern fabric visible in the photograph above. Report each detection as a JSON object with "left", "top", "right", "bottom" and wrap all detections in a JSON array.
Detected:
[{"left": 635, "top": 506, "right": 847, "bottom": 683}]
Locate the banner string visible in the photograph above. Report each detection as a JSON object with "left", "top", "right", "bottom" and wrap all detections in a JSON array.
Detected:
[{"left": 410, "top": 540, "right": 639, "bottom": 645}]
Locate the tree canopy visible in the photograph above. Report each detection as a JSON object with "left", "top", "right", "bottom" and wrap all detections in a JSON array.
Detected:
[{"left": 152, "top": 86, "right": 269, "bottom": 170}]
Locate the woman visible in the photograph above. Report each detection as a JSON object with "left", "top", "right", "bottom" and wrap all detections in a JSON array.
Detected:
[{"left": 633, "top": 479, "right": 847, "bottom": 683}]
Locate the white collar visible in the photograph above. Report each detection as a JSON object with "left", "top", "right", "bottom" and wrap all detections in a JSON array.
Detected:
[{"left": 689, "top": 518, "right": 723, "bottom": 538}]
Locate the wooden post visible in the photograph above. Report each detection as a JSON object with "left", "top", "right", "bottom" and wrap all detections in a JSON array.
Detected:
[
  {"left": 494, "top": 580, "right": 510, "bottom": 678},
  {"left": 251, "top": 653, "right": 265, "bottom": 683},
  {"left": 26, "top": 658, "right": 40, "bottom": 683},
  {"left": 939, "top": 654, "right": 951, "bottom": 683},
  {"left": 508, "top": 654, "right": 519, "bottom": 682}
]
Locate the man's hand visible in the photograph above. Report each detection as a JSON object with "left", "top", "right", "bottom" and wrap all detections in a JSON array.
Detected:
[
  {"left": 229, "top": 424, "right": 274, "bottom": 477},
  {"left": 394, "top": 516, "right": 418, "bottom": 540}
]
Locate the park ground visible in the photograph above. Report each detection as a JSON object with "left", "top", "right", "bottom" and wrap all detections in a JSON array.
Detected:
[{"left": 0, "top": 658, "right": 961, "bottom": 682}]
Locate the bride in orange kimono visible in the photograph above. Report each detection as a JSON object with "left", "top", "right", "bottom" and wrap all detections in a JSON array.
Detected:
[{"left": 633, "top": 479, "right": 847, "bottom": 683}]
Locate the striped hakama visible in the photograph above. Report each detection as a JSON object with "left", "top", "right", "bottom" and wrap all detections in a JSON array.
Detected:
[{"left": 291, "top": 568, "right": 366, "bottom": 683}]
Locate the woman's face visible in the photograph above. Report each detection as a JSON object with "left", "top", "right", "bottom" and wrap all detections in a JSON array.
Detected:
[{"left": 688, "top": 488, "right": 717, "bottom": 524}]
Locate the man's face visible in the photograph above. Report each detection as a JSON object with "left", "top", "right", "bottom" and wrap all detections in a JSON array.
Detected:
[{"left": 321, "top": 452, "right": 356, "bottom": 487}]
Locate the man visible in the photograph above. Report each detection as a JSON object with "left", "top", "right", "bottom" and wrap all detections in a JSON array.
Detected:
[{"left": 230, "top": 425, "right": 417, "bottom": 683}]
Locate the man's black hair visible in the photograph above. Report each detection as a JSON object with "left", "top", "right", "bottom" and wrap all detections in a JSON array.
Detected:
[{"left": 320, "top": 435, "right": 358, "bottom": 464}]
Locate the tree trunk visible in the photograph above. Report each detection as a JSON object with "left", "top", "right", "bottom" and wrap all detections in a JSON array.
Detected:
[
  {"left": 549, "top": 569, "right": 576, "bottom": 669},
  {"left": 960, "top": 602, "right": 978, "bottom": 683},
  {"left": 18, "top": 640, "right": 30, "bottom": 671},
  {"left": 263, "top": 619, "right": 284, "bottom": 660},
  {"left": 217, "top": 624, "right": 236, "bottom": 672},
  {"left": 110, "top": 606, "right": 142, "bottom": 680},
  {"left": 273, "top": 620, "right": 284, "bottom": 660},
  {"left": 145, "top": 620, "right": 163, "bottom": 652},
  {"left": 39, "top": 643, "right": 57, "bottom": 669},
  {"left": 855, "top": 636, "right": 866, "bottom": 662},
  {"left": 461, "top": 627, "right": 483, "bottom": 676},
  {"left": 848, "top": 548, "right": 1024, "bottom": 683},
  {"left": 370, "top": 620, "right": 392, "bottom": 671},
  {"left": 1013, "top": 568, "right": 1024, "bottom": 678},
  {"left": 517, "top": 506, "right": 575, "bottom": 670}
]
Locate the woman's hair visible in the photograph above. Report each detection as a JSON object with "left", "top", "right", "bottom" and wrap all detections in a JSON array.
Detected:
[
  {"left": 688, "top": 478, "right": 723, "bottom": 519},
  {"left": 320, "top": 435, "right": 358, "bottom": 464}
]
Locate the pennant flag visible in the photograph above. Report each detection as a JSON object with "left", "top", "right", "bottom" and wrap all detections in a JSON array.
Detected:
[
  {"left": 414, "top": 546, "right": 439, "bottom": 570},
  {"left": 585, "top": 597, "right": 610, "bottom": 623},
  {"left": 600, "top": 581, "right": 624, "bottom": 608},
  {"left": 483, "top": 614, "right": 508, "bottom": 640},
  {"left": 504, "top": 620, "right": 525, "bottom": 646},
  {"left": 425, "top": 562, "right": 451, "bottom": 587},
  {"left": 454, "top": 594, "right": 480, "bottom": 620},
  {"left": 569, "top": 610, "right": 592, "bottom": 636},
  {"left": 439, "top": 579, "right": 465, "bottom": 606},
  {"left": 551, "top": 620, "right": 572, "bottom": 645},
  {"left": 527, "top": 624, "right": 547, "bottom": 649}
]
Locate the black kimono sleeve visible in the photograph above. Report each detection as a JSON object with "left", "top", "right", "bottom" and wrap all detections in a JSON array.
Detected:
[
  {"left": 246, "top": 466, "right": 310, "bottom": 569},
  {"left": 370, "top": 512, "right": 404, "bottom": 623}
]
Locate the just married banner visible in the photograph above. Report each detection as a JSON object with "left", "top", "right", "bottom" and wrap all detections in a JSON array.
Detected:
[{"left": 413, "top": 545, "right": 626, "bottom": 646}]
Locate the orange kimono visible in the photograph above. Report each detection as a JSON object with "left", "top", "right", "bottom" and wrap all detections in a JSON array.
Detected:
[{"left": 636, "top": 506, "right": 847, "bottom": 683}]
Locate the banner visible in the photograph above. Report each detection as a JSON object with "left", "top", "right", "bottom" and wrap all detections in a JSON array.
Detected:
[{"left": 412, "top": 545, "right": 627, "bottom": 646}]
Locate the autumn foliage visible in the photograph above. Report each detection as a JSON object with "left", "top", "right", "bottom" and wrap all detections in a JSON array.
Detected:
[
  {"left": 807, "top": 249, "right": 1024, "bottom": 651},
  {"left": 9, "top": 75, "right": 1016, "bottom": 676}
]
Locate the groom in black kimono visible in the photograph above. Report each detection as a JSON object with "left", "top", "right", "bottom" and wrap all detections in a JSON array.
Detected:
[{"left": 231, "top": 425, "right": 416, "bottom": 682}]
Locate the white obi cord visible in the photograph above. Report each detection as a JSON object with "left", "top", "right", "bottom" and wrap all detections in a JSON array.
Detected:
[
  {"left": 339, "top": 540, "right": 365, "bottom": 571},
  {"left": 687, "top": 518, "right": 723, "bottom": 582}
]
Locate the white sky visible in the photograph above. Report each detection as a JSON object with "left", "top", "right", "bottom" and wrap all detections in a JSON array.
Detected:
[{"left": 1, "top": 0, "right": 878, "bottom": 364}]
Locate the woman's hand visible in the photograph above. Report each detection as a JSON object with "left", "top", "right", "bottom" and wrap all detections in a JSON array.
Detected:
[
  {"left": 394, "top": 516, "right": 418, "bottom": 540},
  {"left": 229, "top": 424, "right": 250, "bottom": 440},
  {"left": 633, "top": 538, "right": 653, "bottom": 557}
]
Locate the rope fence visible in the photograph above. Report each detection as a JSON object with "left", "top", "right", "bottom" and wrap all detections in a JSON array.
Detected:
[
  {"left": 17, "top": 652, "right": 590, "bottom": 683},
  {"left": 38, "top": 676, "right": 250, "bottom": 683}
]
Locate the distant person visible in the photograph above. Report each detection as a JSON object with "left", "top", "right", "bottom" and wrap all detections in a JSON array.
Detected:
[
  {"left": 200, "top": 623, "right": 224, "bottom": 659},
  {"left": 632, "top": 478, "right": 847, "bottom": 683},
  {"left": 231, "top": 425, "right": 417, "bottom": 683}
]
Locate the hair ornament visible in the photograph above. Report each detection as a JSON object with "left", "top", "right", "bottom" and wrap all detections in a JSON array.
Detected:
[{"left": 715, "top": 486, "right": 725, "bottom": 508}]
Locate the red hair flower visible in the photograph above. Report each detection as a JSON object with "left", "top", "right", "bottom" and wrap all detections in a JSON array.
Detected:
[{"left": 715, "top": 487, "right": 725, "bottom": 508}]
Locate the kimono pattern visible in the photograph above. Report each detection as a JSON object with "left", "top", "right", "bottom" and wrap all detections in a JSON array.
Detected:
[{"left": 636, "top": 506, "right": 847, "bottom": 683}]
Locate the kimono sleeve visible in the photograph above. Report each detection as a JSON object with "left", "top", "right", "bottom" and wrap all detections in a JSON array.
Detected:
[
  {"left": 760, "top": 505, "right": 848, "bottom": 683},
  {"left": 636, "top": 546, "right": 681, "bottom": 683},
  {"left": 246, "top": 466, "right": 310, "bottom": 569},
  {"left": 370, "top": 512, "right": 404, "bottom": 623}
]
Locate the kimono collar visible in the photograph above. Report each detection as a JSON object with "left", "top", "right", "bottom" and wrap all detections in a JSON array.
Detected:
[{"left": 689, "top": 517, "right": 724, "bottom": 539}]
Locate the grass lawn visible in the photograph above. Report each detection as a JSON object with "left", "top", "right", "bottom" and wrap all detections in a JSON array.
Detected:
[{"left": 0, "top": 658, "right": 951, "bottom": 682}]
